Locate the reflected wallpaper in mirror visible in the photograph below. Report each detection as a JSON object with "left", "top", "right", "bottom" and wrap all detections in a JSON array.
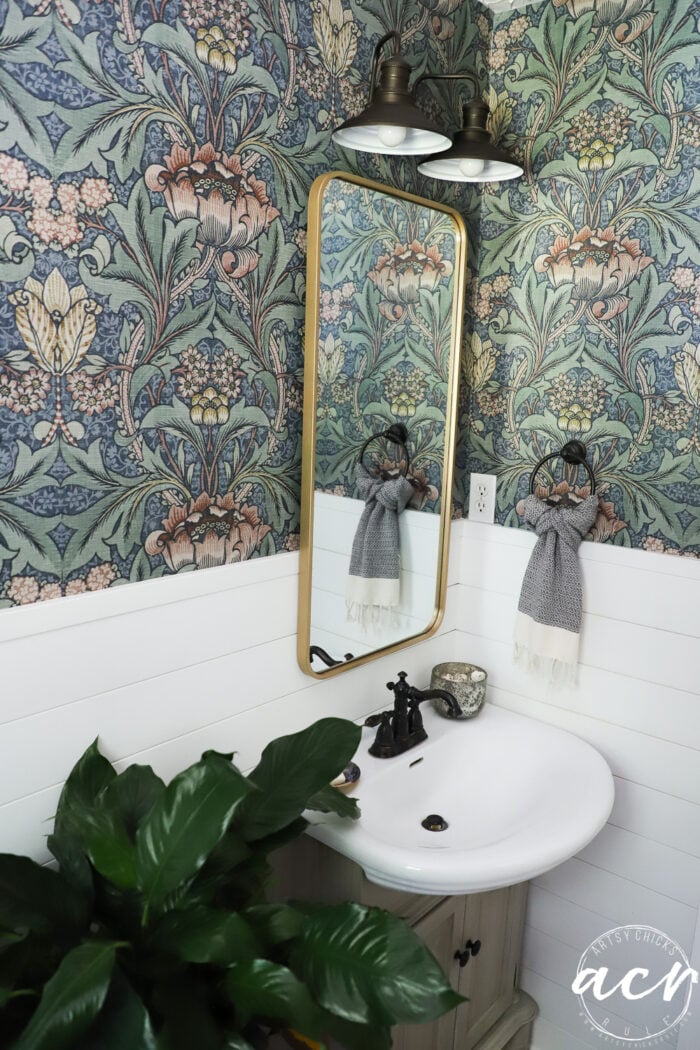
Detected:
[{"left": 298, "top": 173, "right": 467, "bottom": 677}]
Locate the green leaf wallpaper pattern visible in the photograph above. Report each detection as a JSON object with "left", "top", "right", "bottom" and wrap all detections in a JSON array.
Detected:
[
  {"left": 0, "top": 0, "right": 486, "bottom": 607},
  {"left": 458, "top": 0, "right": 700, "bottom": 557}
]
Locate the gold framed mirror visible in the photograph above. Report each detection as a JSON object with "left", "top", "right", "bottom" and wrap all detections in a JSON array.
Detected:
[{"left": 298, "top": 172, "right": 467, "bottom": 678}]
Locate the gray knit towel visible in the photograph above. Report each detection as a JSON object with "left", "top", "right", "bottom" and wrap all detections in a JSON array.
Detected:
[
  {"left": 514, "top": 493, "right": 599, "bottom": 681},
  {"left": 346, "top": 462, "right": 414, "bottom": 628}
]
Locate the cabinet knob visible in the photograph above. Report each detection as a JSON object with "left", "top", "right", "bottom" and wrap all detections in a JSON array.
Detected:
[{"left": 454, "top": 938, "right": 482, "bottom": 967}]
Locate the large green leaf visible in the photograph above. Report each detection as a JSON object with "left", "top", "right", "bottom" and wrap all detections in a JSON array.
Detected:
[
  {"left": 0, "top": 0, "right": 53, "bottom": 161},
  {"left": 0, "top": 215, "right": 34, "bottom": 282},
  {"left": 152, "top": 975, "right": 223, "bottom": 1050},
  {"left": 58, "top": 443, "right": 182, "bottom": 566},
  {"left": 151, "top": 906, "right": 261, "bottom": 965},
  {"left": 53, "top": 740, "right": 117, "bottom": 843},
  {"left": 135, "top": 755, "right": 251, "bottom": 914},
  {"left": 224, "top": 959, "right": 322, "bottom": 1037},
  {"left": 305, "top": 785, "right": 361, "bottom": 822},
  {"left": 50, "top": 748, "right": 142, "bottom": 892},
  {"left": 99, "top": 766, "right": 166, "bottom": 839},
  {"left": 46, "top": 834, "right": 94, "bottom": 899},
  {"left": 236, "top": 719, "right": 361, "bottom": 841},
  {"left": 81, "top": 969, "right": 156, "bottom": 1050},
  {"left": 82, "top": 810, "right": 138, "bottom": 891},
  {"left": 321, "top": 1013, "right": 392, "bottom": 1050},
  {"left": 243, "top": 904, "right": 305, "bottom": 946},
  {"left": 0, "top": 443, "right": 61, "bottom": 574},
  {"left": 0, "top": 855, "right": 88, "bottom": 940},
  {"left": 291, "top": 903, "right": 463, "bottom": 1027},
  {"left": 14, "top": 941, "right": 118, "bottom": 1050},
  {"left": 53, "top": 25, "right": 191, "bottom": 180}
]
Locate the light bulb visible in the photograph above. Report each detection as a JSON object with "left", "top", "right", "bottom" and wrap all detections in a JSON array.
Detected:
[
  {"left": 458, "top": 157, "right": 486, "bottom": 177},
  {"left": 377, "top": 125, "right": 407, "bottom": 148}
]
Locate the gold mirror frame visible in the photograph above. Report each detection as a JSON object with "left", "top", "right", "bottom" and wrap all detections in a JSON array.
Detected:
[{"left": 297, "top": 171, "right": 467, "bottom": 679}]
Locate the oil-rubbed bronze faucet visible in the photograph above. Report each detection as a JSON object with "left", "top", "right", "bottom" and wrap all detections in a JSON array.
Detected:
[{"left": 364, "top": 671, "right": 462, "bottom": 758}]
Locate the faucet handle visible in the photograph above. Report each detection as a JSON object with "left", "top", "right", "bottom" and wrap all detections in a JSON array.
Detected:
[{"left": 387, "top": 670, "right": 408, "bottom": 692}]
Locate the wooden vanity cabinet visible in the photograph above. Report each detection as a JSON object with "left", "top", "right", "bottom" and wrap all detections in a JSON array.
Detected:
[{"left": 271, "top": 837, "right": 537, "bottom": 1050}]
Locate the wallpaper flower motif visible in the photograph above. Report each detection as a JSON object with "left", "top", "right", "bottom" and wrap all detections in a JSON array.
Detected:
[
  {"left": 461, "top": 0, "right": 700, "bottom": 557},
  {"left": 314, "top": 178, "right": 458, "bottom": 510},
  {"left": 0, "top": 0, "right": 483, "bottom": 607}
]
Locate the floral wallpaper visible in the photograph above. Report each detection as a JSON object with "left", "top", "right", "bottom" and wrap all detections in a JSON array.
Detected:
[
  {"left": 315, "top": 177, "right": 459, "bottom": 512},
  {"left": 3, "top": 0, "right": 695, "bottom": 612},
  {"left": 0, "top": 0, "right": 482, "bottom": 607},
  {"left": 460, "top": 0, "right": 700, "bottom": 556}
]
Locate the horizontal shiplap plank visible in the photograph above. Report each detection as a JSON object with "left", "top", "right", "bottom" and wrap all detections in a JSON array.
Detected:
[
  {"left": 0, "top": 634, "right": 301, "bottom": 807},
  {"left": 457, "top": 583, "right": 699, "bottom": 696},
  {"left": 485, "top": 682, "right": 700, "bottom": 805},
  {"left": 528, "top": 882, "right": 695, "bottom": 964},
  {"left": 530, "top": 1016, "right": 597, "bottom": 1050},
  {"left": 533, "top": 858, "right": 697, "bottom": 951},
  {"left": 609, "top": 779, "right": 700, "bottom": 858},
  {"left": 0, "top": 573, "right": 299, "bottom": 725},
  {"left": 521, "top": 968, "right": 682, "bottom": 1050},
  {"left": 527, "top": 884, "right": 623, "bottom": 950},
  {"left": 461, "top": 519, "right": 700, "bottom": 581},
  {"left": 460, "top": 529, "right": 700, "bottom": 638},
  {"left": 577, "top": 824, "right": 700, "bottom": 907},
  {"left": 0, "top": 551, "right": 299, "bottom": 644},
  {"left": 523, "top": 929, "right": 667, "bottom": 1035},
  {"left": 452, "top": 630, "right": 700, "bottom": 751}
]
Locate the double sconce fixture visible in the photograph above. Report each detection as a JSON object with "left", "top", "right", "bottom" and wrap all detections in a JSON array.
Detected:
[{"left": 332, "top": 31, "right": 523, "bottom": 184}]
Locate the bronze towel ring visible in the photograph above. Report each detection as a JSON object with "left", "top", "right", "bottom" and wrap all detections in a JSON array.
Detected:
[
  {"left": 529, "top": 440, "right": 596, "bottom": 496},
  {"left": 359, "top": 423, "right": 410, "bottom": 476}
]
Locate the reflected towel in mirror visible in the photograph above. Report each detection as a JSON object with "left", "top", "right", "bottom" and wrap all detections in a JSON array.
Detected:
[{"left": 346, "top": 463, "right": 414, "bottom": 628}]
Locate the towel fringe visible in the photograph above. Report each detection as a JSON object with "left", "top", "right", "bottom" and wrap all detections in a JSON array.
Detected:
[
  {"left": 346, "top": 600, "right": 400, "bottom": 630},
  {"left": 513, "top": 642, "right": 577, "bottom": 686}
]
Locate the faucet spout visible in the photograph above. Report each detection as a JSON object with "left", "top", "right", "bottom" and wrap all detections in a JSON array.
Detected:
[{"left": 408, "top": 686, "right": 462, "bottom": 719}]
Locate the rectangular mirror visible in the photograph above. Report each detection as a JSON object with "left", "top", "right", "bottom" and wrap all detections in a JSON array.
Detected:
[{"left": 298, "top": 172, "right": 467, "bottom": 677}]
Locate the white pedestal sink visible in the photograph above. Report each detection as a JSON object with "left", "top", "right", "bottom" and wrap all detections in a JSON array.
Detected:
[{"left": 306, "top": 701, "right": 614, "bottom": 895}]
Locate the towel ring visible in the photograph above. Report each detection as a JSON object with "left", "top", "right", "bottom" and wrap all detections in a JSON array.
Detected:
[
  {"left": 529, "top": 440, "right": 596, "bottom": 495},
  {"left": 359, "top": 423, "right": 410, "bottom": 476}
]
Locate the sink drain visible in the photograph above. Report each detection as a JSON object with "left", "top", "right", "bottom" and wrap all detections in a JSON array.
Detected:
[{"left": 421, "top": 814, "right": 448, "bottom": 832}]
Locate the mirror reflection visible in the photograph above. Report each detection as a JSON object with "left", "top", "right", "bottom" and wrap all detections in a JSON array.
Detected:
[{"left": 298, "top": 173, "right": 467, "bottom": 676}]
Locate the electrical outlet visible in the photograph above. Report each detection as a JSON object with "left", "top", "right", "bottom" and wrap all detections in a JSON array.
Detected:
[{"left": 468, "top": 473, "right": 496, "bottom": 523}]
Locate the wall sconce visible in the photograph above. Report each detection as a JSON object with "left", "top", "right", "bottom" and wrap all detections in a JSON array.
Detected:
[
  {"left": 332, "top": 31, "right": 452, "bottom": 156},
  {"left": 333, "top": 46, "right": 523, "bottom": 183},
  {"left": 418, "top": 98, "right": 523, "bottom": 183},
  {"left": 414, "top": 72, "right": 523, "bottom": 183}
]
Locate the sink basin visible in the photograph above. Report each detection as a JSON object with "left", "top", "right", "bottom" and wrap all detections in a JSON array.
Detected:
[{"left": 306, "top": 702, "right": 614, "bottom": 895}]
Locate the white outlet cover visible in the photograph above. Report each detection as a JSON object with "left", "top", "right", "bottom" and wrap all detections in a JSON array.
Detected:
[{"left": 468, "top": 473, "right": 497, "bottom": 523}]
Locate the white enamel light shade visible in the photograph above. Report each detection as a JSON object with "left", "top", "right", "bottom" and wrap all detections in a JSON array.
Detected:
[
  {"left": 418, "top": 99, "right": 523, "bottom": 183},
  {"left": 332, "top": 52, "right": 451, "bottom": 157}
]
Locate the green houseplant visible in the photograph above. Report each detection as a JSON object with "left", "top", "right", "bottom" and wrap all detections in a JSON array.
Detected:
[{"left": 0, "top": 718, "right": 462, "bottom": 1049}]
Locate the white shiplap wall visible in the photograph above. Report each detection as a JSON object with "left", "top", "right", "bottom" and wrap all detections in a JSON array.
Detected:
[
  {"left": 1, "top": 519, "right": 698, "bottom": 1050},
  {"left": 0, "top": 535, "right": 462, "bottom": 863},
  {"left": 454, "top": 521, "right": 700, "bottom": 1050}
]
